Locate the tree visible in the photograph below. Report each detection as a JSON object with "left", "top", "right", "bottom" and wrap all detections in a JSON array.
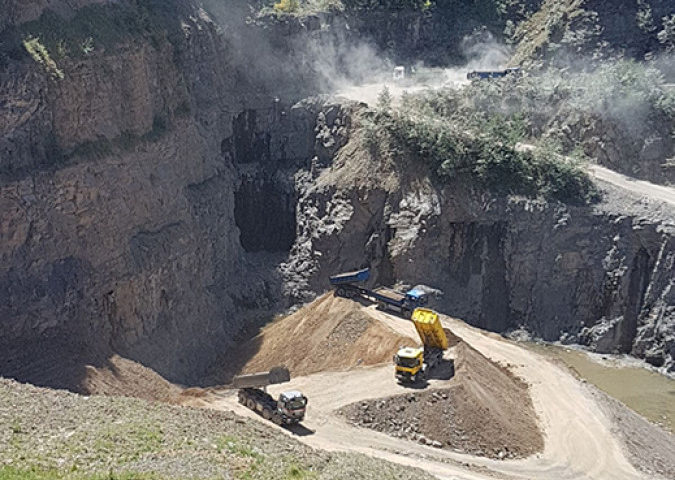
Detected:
[
  {"left": 657, "top": 14, "right": 675, "bottom": 52},
  {"left": 377, "top": 86, "right": 393, "bottom": 112}
]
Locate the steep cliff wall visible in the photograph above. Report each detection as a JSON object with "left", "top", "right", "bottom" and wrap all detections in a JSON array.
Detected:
[
  {"left": 0, "top": 0, "right": 111, "bottom": 30},
  {"left": 513, "top": 0, "right": 674, "bottom": 62},
  {"left": 0, "top": 0, "right": 347, "bottom": 387}
]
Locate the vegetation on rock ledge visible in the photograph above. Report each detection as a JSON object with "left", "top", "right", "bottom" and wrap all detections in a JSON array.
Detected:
[{"left": 363, "top": 88, "right": 597, "bottom": 205}]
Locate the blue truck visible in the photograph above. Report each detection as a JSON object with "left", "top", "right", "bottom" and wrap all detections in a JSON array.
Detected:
[
  {"left": 467, "top": 67, "right": 520, "bottom": 81},
  {"left": 329, "top": 268, "right": 428, "bottom": 317}
]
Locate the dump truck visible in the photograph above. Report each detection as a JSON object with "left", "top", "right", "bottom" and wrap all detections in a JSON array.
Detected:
[
  {"left": 329, "top": 268, "right": 428, "bottom": 316},
  {"left": 467, "top": 67, "right": 520, "bottom": 81},
  {"left": 393, "top": 65, "right": 417, "bottom": 82},
  {"left": 394, "top": 308, "right": 448, "bottom": 384},
  {"left": 233, "top": 366, "right": 307, "bottom": 425}
]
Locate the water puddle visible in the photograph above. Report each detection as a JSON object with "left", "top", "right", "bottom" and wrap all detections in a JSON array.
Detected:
[{"left": 524, "top": 342, "right": 675, "bottom": 432}]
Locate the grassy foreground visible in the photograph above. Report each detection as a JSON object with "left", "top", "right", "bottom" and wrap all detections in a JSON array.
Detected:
[{"left": 0, "top": 379, "right": 431, "bottom": 480}]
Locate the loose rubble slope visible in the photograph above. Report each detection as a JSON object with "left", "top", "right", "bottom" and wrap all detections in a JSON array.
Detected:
[
  {"left": 80, "top": 355, "right": 182, "bottom": 404},
  {"left": 1, "top": 336, "right": 183, "bottom": 403}
]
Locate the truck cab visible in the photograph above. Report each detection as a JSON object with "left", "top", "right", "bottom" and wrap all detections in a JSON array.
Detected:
[
  {"left": 278, "top": 390, "right": 308, "bottom": 423},
  {"left": 394, "top": 346, "right": 424, "bottom": 383},
  {"left": 404, "top": 289, "right": 428, "bottom": 308}
]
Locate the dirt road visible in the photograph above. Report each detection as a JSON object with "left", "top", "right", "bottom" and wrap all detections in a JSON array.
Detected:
[
  {"left": 516, "top": 142, "right": 675, "bottom": 207},
  {"left": 589, "top": 165, "right": 675, "bottom": 206},
  {"left": 209, "top": 306, "right": 650, "bottom": 480}
]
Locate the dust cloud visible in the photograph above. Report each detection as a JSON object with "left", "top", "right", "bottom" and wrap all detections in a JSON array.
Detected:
[
  {"left": 200, "top": 1, "right": 513, "bottom": 107},
  {"left": 332, "top": 30, "right": 512, "bottom": 106}
]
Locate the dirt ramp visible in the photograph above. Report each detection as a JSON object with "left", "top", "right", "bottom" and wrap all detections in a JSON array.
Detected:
[
  {"left": 340, "top": 342, "right": 543, "bottom": 459},
  {"left": 225, "top": 294, "right": 416, "bottom": 379}
]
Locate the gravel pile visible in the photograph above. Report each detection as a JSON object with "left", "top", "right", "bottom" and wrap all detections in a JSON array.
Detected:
[{"left": 341, "top": 388, "right": 520, "bottom": 459}]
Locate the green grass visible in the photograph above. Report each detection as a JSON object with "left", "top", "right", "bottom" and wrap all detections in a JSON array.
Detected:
[
  {"left": 216, "top": 435, "right": 261, "bottom": 458},
  {"left": 0, "top": 466, "right": 163, "bottom": 480},
  {"left": 0, "top": 463, "right": 318, "bottom": 480},
  {"left": 92, "top": 424, "right": 164, "bottom": 461},
  {"left": 284, "top": 464, "right": 317, "bottom": 479}
]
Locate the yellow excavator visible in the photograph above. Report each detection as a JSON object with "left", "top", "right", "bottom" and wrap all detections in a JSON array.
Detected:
[{"left": 394, "top": 308, "right": 448, "bottom": 384}]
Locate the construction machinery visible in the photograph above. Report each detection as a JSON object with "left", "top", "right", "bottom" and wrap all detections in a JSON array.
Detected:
[
  {"left": 330, "top": 268, "right": 428, "bottom": 316},
  {"left": 393, "top": 65, "right": 417, "bottom": 82},
  {"left": 233, "top": 366, "right": 307, "bottom": 425},
  {"left": 467, "top": 67, "right": 520, "bottom": 81},
  {"left": 394, "top": 308, "right": 448, "bottom": 384}
]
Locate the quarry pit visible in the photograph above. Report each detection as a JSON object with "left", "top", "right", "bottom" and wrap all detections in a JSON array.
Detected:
[{"left": 1, "top": 1, "right": 675, "bottom": 479}]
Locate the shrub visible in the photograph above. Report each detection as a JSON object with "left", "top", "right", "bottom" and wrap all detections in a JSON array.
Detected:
[
  {"left": 274, "top": 0, "right": 300, "bottom": 13},
  {"left": 364, "top": 80, "right": 600, "bottom": 204},
  {"left": 657, "top": 14, "right": 675, "bottom": 51},
  {"left": 22, "top": 36, "right": 64, "bottom": 79}
]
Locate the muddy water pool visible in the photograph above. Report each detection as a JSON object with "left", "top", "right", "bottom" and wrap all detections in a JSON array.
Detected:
[{"left": 524, "top": 342, "right": 675, "bottom": 432}]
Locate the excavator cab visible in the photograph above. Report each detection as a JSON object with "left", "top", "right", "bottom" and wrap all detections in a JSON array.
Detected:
[{"left": 394, "top": 347, "right": 424, "bottom": 383}]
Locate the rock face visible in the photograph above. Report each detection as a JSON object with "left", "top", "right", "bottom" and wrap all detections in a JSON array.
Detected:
[
  {"left": 0, "top": 1, "right": 351, "bottom": 386},
  {"left": 0, "top": 0, "right": 111, "bottom": 30},
  {"left": 513, "top": 0, "right": 674, "bottom": 61}
]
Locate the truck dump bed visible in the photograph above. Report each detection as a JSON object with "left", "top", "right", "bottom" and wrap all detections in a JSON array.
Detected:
[
  {"left": 373, "top": 287, "right": 406, "bottom": 302},
  {"left": 232, "top": 366, "right": 291, "bottom": 389},
  {"left": 411, "top": 308, "right": 448, "bottom": 350},
  {"left": 329, "top": 268, "right": 370, "bottom": 285}
]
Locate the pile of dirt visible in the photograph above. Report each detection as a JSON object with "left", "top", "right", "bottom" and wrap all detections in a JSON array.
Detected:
[
  {"left": 81, "top": 355, "right": 181, "bottom": 404},
  {"left": 339, "top": 342, "right": 543, "bottom": 459},
  {"left": 220, "top": 293, "right": 416, "bottom": 380},
  {"left": 0, "top": 338, "right": 181, "bottom": 403}
]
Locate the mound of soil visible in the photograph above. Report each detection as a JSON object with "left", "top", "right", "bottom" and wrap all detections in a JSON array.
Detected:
[
  {"left": 339, "top": 342, "right": 543, "bottom": 460},
  {"left": 221, "top": 293, "right": 416, "bottom": 380},
  {"left": 0, "top": 338, "right": 181, "bottom": 403},
  {"left": 81, "top": 355, "right": 181, "bottom": 404}
]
